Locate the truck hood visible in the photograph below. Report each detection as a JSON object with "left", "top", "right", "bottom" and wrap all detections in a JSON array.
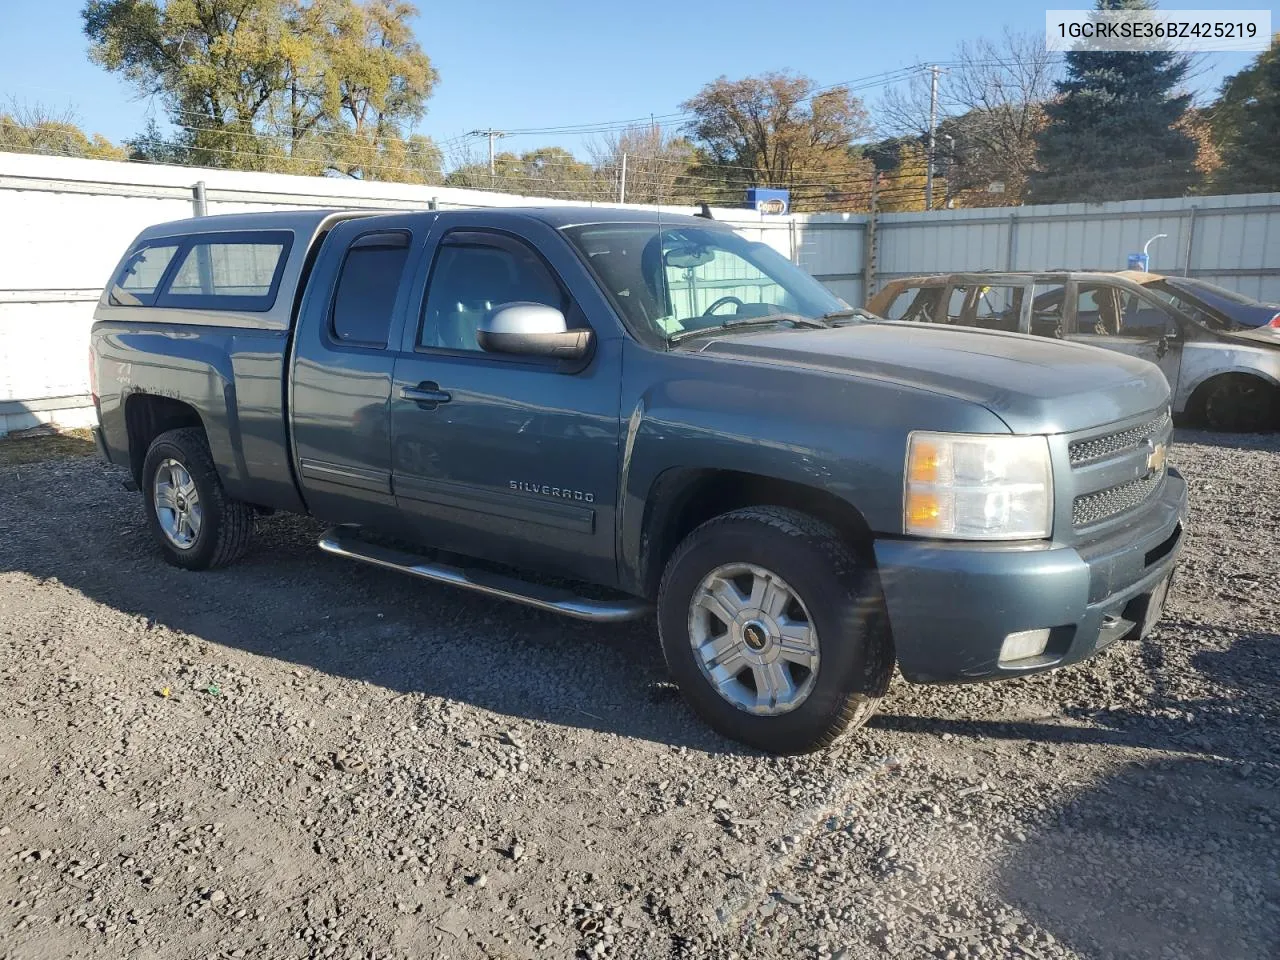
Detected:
[{"left": 691, "top": 321, "right": 1169, "bottom": 434}]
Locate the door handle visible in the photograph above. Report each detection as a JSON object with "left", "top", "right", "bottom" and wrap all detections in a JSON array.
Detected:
[{"left": 400, "top": 381, "right": 452, "bottom": 409}]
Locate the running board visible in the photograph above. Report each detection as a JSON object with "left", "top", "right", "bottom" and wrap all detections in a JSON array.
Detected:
[{"left": 317, "top": 526, "right": 651, "bottom": 623}]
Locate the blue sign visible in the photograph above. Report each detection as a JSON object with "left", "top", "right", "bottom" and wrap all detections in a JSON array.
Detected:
[
  {"left": 746, "top": 187, "right": 790, "bottom": 215},
  {"left": 1127, "top": 253, "right": 1149, "bottom": 272}
]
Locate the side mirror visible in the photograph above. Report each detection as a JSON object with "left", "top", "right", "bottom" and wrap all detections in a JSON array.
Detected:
[{"left": 477, "top": 302, "right": 593, "bottom": 360}]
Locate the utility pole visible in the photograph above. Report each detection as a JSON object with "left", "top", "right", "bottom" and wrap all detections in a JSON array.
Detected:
[
  {"left": 618, "top": 153, "right": 627, "bottom": 204},
  {"left": 468, "top": 129, "right": 506, "bottom": 187},
  {"left": 925, "top": 65, "right": 940, "bottom": 211}
]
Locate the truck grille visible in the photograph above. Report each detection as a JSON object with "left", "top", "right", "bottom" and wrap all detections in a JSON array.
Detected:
[
  {"left": 1067, "top": 407, "right": 1172, "bottom": 531},
  {"left": 1073, "top": 472, "right": 1164, "bottom": 527},
  {"left": 1068, "top": 410, "right": 1170, "bottom": 466}
]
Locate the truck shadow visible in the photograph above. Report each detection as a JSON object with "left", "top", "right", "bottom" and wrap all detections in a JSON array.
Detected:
[
  {"left": 0, "top": 459, "right": 749, "bottom": 753},
  {"left": 871, "top": 627, "right": 1279, "bottom": 766},
  {"left": 994, "top": 753, "right": 1279, "bottom": 959},
  {"left": 873, "top": 629, "right": 1280, "bottom": 957}
]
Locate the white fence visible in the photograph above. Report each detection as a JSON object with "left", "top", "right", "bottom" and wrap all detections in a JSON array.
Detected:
[
  {"left": 875, "top": 194, "right": 1280, "bottom": 303},
  {"left": 1, "top": 149, "right": 1276, "bottom": 436}
]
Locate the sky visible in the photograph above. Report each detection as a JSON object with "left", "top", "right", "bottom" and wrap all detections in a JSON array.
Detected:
[{"left": 0, "top": 0, "right": 1263, "bottom": 164}]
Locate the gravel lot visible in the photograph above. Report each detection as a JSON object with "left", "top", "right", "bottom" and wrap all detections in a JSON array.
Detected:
[{"left": 1, "top": 430, "right": 1277, "bottom": 960}]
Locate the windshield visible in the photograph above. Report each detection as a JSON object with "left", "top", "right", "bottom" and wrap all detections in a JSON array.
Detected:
[
  {"left": 1164, "top": 276, "right": 1266, "bottom": 306},
  {"left": 561, "top": 222, "right": 847, "bottom": 343}
]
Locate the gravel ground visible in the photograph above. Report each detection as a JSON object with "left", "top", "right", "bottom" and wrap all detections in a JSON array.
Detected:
[{"left": 1, "top": 430, "right": 1277, "bottom": 960}]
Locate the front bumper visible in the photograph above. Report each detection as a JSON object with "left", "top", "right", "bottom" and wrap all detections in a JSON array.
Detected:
[{"left": 874, "top": 468, "right": 1187, "bottom": 684}]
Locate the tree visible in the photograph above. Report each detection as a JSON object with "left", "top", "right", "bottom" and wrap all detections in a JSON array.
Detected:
[
  {"left": 588, "top": 123, "right": 698, "bottom": 204},
  {"left": 681, "top": 72, "right": 872, "bottom": 210},
  {"left": 445, "top": 146, "right": 603, "bottom": 199},
  {"left": 1211, "top": 37, "right": 1280, "bottom": 194},
  {"left": 0, "top": 100, "right": 126, "bottom": 160},
  {"left": 878, "top": 30, "right": 1059, "bottom": 206},
  {"left": 83, "top": 0, "right": 440, "bottom": 180},
  {"left": 1031, "top": 0, "right": 1199, "bottom": 203}
]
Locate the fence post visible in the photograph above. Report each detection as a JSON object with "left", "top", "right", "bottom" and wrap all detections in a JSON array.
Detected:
[
  {"left": 789, "top": 218, "right": 798, "bottom": 265},
  {"left": 1005, "top": 213, "right": 1018, "bottom": 270},
  {"left": 1182, "top": 205, "right": 1198, "bottom": 277},
  {"left": 862, "top": 175, "right": 879, "bottom": 305},
  {"left": 191, "top": 181, "right": 208, "bottom": 217}
]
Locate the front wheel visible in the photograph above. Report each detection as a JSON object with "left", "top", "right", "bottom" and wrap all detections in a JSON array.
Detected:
[
  {"left": 141, "top": 427, "right": 254, "bottom": 570},
  {"left": 657, "top": 507, "right": 893, "bottom": 754}
]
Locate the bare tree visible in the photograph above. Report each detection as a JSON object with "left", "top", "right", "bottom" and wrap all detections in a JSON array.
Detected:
[
  {"left": 588, "top": 123, "right": 697, "bottom": 204},
  {"left": 878, "top": 30, "right": 1060, "bottom": 205},
  {"left": 0, "top": 98, "right": 125, "bottom": 159}
]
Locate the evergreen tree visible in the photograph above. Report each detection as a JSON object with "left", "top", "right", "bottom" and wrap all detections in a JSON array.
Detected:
[
  {"left": 1211, "top": 37, "right": 1280, "bottom": 194},
  {"left": 1031, "top": 0, "right": 1198, "bottom": 203}
]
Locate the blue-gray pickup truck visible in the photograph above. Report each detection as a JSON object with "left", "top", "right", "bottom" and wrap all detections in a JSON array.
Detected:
[{"left": 90, "top": 207, "right": 1187, "bottom": 753}]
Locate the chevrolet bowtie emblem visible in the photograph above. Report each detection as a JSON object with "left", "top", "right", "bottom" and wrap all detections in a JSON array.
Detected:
[{"left": 1146, "top": 441, "right": 1167, "bottom": 475}]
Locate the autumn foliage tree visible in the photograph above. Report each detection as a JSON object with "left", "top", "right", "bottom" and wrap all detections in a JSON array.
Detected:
[
  {"left": 82, "top": 0, "right": 440, "bottom": 180},
  {"left": 681, "top": 72, "right": 872, "bottom": 210}
]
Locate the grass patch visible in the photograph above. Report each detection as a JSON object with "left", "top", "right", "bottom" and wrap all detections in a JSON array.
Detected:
[{"left": 0, "top": 428, "right": 97, "bottom": 465}]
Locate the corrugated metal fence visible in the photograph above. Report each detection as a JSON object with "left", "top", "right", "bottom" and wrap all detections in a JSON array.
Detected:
[{"left": 1, "top": 149, "right": 1276, "bottom": 435}]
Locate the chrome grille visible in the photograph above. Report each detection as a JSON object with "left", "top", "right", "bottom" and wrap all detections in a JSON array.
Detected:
[
  {"left": 1073, "top": 472, "right": 1164, "bottom": 527},
  {"left": 1069, "top": 410, "right": 1170, "bottom": 466}
]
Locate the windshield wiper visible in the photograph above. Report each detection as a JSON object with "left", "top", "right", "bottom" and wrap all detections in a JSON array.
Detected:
[{"left": 668, "top": 313, "right": 828, "bottom": 344}]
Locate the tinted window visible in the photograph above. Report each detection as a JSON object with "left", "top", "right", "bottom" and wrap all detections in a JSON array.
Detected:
[
  {"left": 331, "top": 234, "right": 410, "bottom": 347},
  {"left": 155, "top": 231, "right": 292, "bottom": 311},
  {"left": 421, "top": 239, "right": 565, "bottom": 352},
  {"left": 110, "top": 243, "right": 179, "bottom": 305},
  {"left": 169, "top": 241, "right": 282, "bottom": 297}
]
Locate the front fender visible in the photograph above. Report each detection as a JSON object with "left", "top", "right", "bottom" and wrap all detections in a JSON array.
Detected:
[{"left": 615, "top": 344, "right": 1010, "bottom": 594}]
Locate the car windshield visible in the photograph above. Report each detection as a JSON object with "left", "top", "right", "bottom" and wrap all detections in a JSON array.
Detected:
[
  {"left": 1164, "top": 276, "right": 1265, "bottom": 306},
  {"left": 560, "top": 222, "right": 848, "bottom": 343}
]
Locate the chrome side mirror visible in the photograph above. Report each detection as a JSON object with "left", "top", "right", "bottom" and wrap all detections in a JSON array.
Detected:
[{"left": 477, "top": 302, "right": 593, "bottom": 360}]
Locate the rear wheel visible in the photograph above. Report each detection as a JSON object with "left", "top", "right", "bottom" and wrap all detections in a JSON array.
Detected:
[
  {"left": 1195, "top": 374, "right": 1278, "bottom": 432},
  {"left": 657, "top": 507, "right": 892, "bottom": 754},
  {"left": 141, "top": 428, "right": 254, "bottom": 569}
]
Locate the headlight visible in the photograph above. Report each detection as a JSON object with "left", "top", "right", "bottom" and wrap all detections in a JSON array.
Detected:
[{"left": 904, "top": 432, "right": 1053, "bottom": 540}]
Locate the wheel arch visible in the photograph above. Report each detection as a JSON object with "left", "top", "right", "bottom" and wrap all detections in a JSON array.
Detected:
[
  {"left": 1182, "top": 368, "right": 1280, "bottom": 421},
  {"left": 635, "top": 467, "right": 876, "bottom": 599},
  {"left": 125, "top": 394, "right": 207, "bottom": 487}
]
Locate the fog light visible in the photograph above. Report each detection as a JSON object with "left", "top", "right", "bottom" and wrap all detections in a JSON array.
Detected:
[{"left": 999, "top": 628, "right": 1051, "bottom": 665}]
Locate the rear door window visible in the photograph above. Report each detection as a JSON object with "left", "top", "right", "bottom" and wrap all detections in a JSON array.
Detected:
[
  {"left": 330, "top": 232, "right": 411, "bottom": 347},
  {"left": 155, "top": 231, "right": 293, "bottom": 311}
]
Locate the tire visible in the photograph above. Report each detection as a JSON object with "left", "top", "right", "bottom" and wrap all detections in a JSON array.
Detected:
[
  {"left": 657, "top": 507, "right": 893, "bottom": 754},
  {"left": 141, "top": 427, "right": 254, "bottom": 570},
  {"left": 1195, "top": 374, "right": 1279, "bottom": 432}
]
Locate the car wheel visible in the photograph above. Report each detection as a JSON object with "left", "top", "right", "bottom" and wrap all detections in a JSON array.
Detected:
[
  {"left": 142, "top": 427, "right": 254, "bottom": 570},
  {"left": 1198, "top": 374, "right": 1278, "bottom": 432},
  {"left": 657, "top": 507, "right": 893, "bottom": 754}
]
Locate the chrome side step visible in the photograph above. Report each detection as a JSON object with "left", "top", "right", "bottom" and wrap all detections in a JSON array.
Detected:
[{"left": 317, "top": 526, "right": 651, "bottom": 623}]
